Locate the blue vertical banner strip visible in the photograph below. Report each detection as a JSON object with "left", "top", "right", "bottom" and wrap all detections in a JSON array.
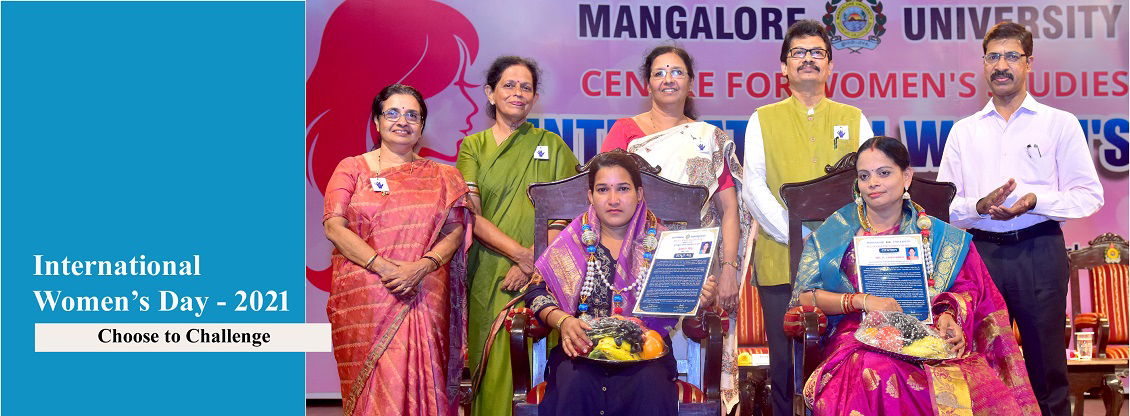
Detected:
[{"left": 2, "top": 1, "right": 305, "bottom": 414}]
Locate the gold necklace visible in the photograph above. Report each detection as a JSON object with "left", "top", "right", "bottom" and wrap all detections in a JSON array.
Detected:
[
  {"left": 648, "top": 111, "right": 687, "bottom": 132},
  {"left": 858, "top": 200, "right": 938, "bottom": 286},
  {"left": 858, "top": 206, "right": 900, "bottom": 233}
]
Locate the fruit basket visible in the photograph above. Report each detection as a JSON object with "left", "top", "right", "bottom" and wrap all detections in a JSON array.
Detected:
[
  {"left": 579, "top": 316, "right": 669, "bottom": 366},
  {"left": 854, "top": 311, "right": 956, "bottom": 362}
]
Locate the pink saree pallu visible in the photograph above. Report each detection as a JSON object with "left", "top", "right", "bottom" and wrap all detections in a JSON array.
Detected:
[
  {"left": 323, "top": 156, "right": 472, "bottom": 416},
  {"left": 803, "top": 311, "right": 1035, "bottom": 415}
]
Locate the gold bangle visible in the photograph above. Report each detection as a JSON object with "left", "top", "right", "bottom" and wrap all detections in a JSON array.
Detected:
[
  {"left": 548, "top": 219, "right": 569, "bottom": 231},
  {"left": 554, "top": 312, "right": 570, "bottom": 329},
  {"left": 720, "top": 260, "right": 740, "bottom": 270},
  {"left": 363, "top": 253, "right": 379, "bottom": 270},
  {"left": 424, "top": 251, "right": 444, "bottom": 265},
  {"left": 862, "top": 294, "right": 870, "bottom": 312},
  {"left": 541, "top": 306, "right": 560, "bottom": 324}
]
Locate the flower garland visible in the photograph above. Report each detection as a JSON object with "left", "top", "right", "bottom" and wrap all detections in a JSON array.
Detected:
[{"left": 577, "top": 211, "right": 659, "bottom": 315}]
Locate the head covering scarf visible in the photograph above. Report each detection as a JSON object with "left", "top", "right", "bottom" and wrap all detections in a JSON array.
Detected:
[{"left": 536, "top": 199, "right": 677, "bottom": 332}]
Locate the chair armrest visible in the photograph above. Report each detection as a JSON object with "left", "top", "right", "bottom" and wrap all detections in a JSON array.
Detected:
[
  {"left": 459, "top": 367, "right": 473, "bottom": 415},
  {"left": 1065, "top": 315, "right": 1072, "bottom": 351},
  {"left": 1074, "top": 312, "right": 1111, "bottom": 358},
  {"left": 783, "top": 306, "right": 828, "bottom": 382},
  {"left": 701, "top": 312, "right": 723, "bottom": 402},
  {"left": 681, "top": 311, "right": 722, "bottom": 341},
  {"left": 784, "top": 306, "right": 828, "bottom": 416},
  {"left": 800, "top": 310, "right": 825, "bottom": 386},
  {"left": 508, "top": 311, "right": 533, "bottom": 407}
]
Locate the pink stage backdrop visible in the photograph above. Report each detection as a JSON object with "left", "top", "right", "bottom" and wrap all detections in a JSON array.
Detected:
[{"left": 305, "top": 0, "right": 1128, "bottom": 396}]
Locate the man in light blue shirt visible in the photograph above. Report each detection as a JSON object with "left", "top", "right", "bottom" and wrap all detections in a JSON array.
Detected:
[{"left": 938, "top": 22, "right": 1103, "bottom": 416}]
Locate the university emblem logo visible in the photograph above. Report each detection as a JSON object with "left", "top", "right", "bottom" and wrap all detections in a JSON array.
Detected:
[
  {"left": 1105, "top": 243, "right": 1121, "bottom": 264},
  {"left": 823, "top": 0, "right": 886, "bottom": 53}
]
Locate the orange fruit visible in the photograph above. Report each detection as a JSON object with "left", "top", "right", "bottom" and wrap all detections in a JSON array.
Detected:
[{"left": 640, "top": 330, "right": 664, "bottom": 359}]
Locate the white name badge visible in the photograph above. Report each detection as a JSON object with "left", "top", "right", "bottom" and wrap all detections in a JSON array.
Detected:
[
  {"left": 833, "top": 125, "right": 850, "bottom": 140},
  {"left": 369, "top": 177, "right": 390, "bottom": 193},
  {"left": 533, "top": 145, "right": 550, "bottom": 160},
  {"left": 694, "top": 138, "right": 711, "bottom": 154}
]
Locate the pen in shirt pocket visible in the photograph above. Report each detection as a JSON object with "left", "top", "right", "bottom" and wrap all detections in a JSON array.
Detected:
[{"left": 1025, "top": 144, "right": 1042, "bottom": 158}]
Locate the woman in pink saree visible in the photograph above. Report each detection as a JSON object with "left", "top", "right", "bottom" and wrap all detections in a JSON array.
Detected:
[
  {"left": 323, "top": 84, "right": 472, "bottom": 415},
  {"left": 791, "top": 137, "right": 1038, "bottom": 415}
]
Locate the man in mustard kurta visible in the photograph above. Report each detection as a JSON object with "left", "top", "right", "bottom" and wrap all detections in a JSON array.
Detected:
[{"left": 740, "top": 20, "right": 874, "bottom": 416}]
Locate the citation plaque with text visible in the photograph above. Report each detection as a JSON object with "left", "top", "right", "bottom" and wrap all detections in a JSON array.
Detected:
[
  {"left": 853, "top": 234, "right": 932, "bottom": 323},
  {"left": 633, "top": 227, "right": 719, "bottom": 317}
]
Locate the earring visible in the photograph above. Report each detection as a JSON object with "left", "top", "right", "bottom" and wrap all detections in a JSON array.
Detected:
[
  {"left": 902, "top": 187, "right": 911, "bottom": 200},
  {"left": 853, "top": 181, "right": 863, "bottom": 206}
]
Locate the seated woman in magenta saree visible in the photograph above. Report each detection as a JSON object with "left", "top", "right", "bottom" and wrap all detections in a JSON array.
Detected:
[
  {"left": 791, "top": 137, "right": 1038, "bottom": 415},
  {"left": 323, "top": 84, "right": 472, "bottom": 416}
]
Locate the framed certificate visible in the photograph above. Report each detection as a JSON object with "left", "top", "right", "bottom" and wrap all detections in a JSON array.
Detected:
[
  {"left": 633, "top": 227, "right": 719, "bottom": 317},
  {"left": 853, "top": 234, "right": 932, "bottom": 323}
]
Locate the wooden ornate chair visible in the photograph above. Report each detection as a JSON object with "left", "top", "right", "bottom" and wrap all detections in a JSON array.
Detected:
[
  {"left": 778, "top": 152, "right": 956, "bottom": 416},
  {"left": 1069, "top": 233, "right": 1130, "bottom": 359},
  {"left": 507, "top": 150, "right": 725, "bottom": 416},
  {"left": 1065, "top": 233, "right": 1128, "bottom": 416}
]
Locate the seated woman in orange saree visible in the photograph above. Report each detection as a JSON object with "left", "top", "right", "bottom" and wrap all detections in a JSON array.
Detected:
[
  {"left": 323, "top": 84, "right": 472, "bottom": 416},
  {"left": 790, "top": 137, "right": 1038, "bottom": 415}
]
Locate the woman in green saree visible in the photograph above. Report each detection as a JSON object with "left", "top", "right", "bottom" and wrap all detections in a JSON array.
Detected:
[{"left": 457, "top": 56, "right": 580, "bottom": 416}]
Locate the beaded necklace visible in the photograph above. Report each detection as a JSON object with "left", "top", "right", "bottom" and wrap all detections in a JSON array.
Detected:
[
  {"left": 577, "top": 211, "right": 659, "bottom": 315},
  {"left": 858, "top": 200, "right": 937, "bottom": 287}
]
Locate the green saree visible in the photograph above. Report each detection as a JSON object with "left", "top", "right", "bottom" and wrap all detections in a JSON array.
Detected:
[{"left": 456, "top": 122, "right": 579, "bottom": 416}]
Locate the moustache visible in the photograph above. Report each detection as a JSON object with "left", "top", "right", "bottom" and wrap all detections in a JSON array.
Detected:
[
  {"left": 991, "top": 70, "right": 1014, "bottom": 81},
  {"left": 800, "top": 63, "right": 820, "bottom": 72}
]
